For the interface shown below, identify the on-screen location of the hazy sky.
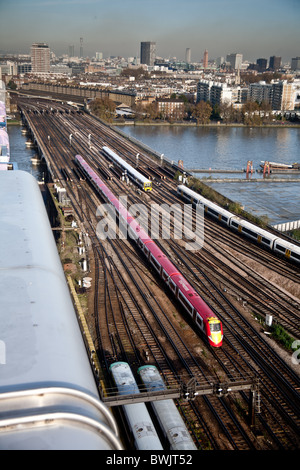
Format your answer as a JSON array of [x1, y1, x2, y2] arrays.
[[0, 0, 299, 63]]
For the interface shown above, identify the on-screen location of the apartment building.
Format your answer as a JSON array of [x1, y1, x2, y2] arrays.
[[140, 42, 156, 66], [197, 78, 295, 111], [196, 80, 246, 107], [291, 57, 300, 72], [272, 80, 295, 111], [210, 83, 232, 107], [156, 98, 185, 118], [248, 81, 273, 105], [196, 80, 212, 102], [269, 56, 281, 70], [31, 43, 50, 73]]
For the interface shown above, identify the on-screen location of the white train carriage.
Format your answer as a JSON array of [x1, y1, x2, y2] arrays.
[[102, 146, 152, 191], [109, 362, 163, 450], [177, 185, 300, 259], [177, 184, 206, 205], [138, 365, 197, 450], [273, 238, 300, 263], [229, 216, 279, 249], [0, 170, 122, 450], [177, 184, 232, 225]]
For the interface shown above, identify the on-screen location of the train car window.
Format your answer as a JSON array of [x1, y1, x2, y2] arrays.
[[262, 237, 271, 245], [242, 227, 257, 237], [231, 221, 239, 228], [196, 315, 203, 328], [150, 255, 161, 272], [143, 246, 149, 257], [221, 216, 229, 222], [207, 208, 219, 217], [178, 292, 193, 314], [169, 279, 177, 294], [275, 244, 286, 253], [291, 251, 300, 261]]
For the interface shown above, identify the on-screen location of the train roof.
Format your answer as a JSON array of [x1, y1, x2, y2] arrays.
[[109, 361, 129, 370], [178, 185, 281, 241], [274, 237, 300, 253], [230, 215, 279, 240], [0, 129, 9, 144], [103, 146, 151, 184], [178, 184, 233, 217], [0, 170, 101, 392], [0, 171, 121, 449], [76, 155, 152, 242]]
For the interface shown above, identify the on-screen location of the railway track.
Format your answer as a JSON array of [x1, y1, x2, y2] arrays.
[[17, 97, 300, 450]]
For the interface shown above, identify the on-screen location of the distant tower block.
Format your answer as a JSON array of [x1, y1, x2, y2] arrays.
[[68, 45, 74, 57], [80, 37, 83, 58], [186, 48, 191, 64], [141, 41, 156, 66], [203, 49, 208, 68], [31, 43, 50, 73]]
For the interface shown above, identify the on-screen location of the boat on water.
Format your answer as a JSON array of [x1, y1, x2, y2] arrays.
[[260, 161, 300, 172]]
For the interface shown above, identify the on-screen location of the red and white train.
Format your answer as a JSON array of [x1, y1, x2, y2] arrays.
[[75, 155, 223, 347]]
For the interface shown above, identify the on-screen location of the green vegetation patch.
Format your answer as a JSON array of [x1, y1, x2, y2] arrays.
[[271, 324, 296, 351]]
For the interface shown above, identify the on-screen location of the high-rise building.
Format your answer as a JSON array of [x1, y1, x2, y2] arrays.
[[272, 81, 295, 111], [203, 49, 208, 68], [256, 58, 267, 72], [196, 80, 233, 106], [140, 42, 156, 66], [197, 80, 212, 102], [216, 57, 225, 67], [291, 57, 300, 71], [185, 48, 191, 64], [269, 56, 281, 70], [68, 45, 74, 57], [226, 53, 243, 70], [249, 81, 273, 104], [80, 38, 83, 58], [31, 43, 50, 73]]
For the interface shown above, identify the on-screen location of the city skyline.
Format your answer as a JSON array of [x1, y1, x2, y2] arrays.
[[0, 0, 299, 63]]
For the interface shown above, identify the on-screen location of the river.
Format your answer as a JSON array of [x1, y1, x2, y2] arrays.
[[118, 125, 300, 226], [7, 124, 300, 226]]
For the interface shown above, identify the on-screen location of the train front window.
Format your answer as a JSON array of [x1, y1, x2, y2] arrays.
[[209, 321, 221, 332]]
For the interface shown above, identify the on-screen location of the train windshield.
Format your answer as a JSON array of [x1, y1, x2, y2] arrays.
[[209, 321, 221, 332]]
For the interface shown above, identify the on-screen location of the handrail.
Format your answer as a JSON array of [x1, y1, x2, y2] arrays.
[[0, 386, 120, 439], [0, 412, 123, 450]]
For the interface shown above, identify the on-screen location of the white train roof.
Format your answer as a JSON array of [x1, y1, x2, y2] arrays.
[[0, 171, 121, 449], [0, 170, 98, 390], [178, 184, 233, 217], [103, 146, 151, 184]]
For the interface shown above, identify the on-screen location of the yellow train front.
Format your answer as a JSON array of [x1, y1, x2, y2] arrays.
[[143, 180, 152, 191]]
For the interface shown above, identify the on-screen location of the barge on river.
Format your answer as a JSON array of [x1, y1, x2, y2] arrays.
[[260, 161, 300, 173]]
